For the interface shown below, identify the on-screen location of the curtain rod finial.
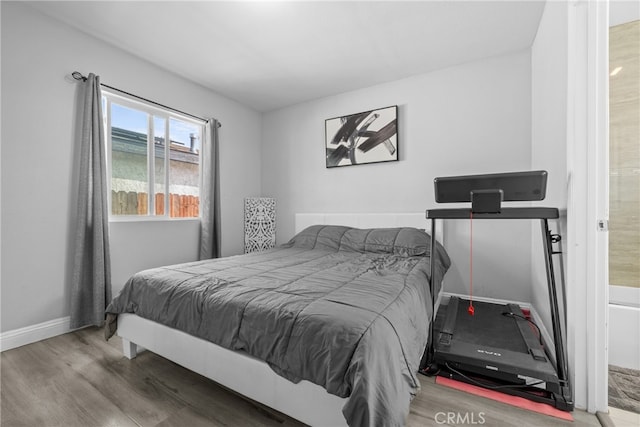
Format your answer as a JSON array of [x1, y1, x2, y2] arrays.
[[71, 71, 87, 82]]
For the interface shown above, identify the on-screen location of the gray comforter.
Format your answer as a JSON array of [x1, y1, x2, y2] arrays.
[[105, 225, 450, 426]]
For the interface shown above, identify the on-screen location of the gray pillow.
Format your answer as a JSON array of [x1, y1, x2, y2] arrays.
[[286, 225, 431, 256]]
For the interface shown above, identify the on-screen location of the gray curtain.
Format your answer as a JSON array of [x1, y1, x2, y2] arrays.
[[70, 73, 112, 329], [199, 118, 221, 259]]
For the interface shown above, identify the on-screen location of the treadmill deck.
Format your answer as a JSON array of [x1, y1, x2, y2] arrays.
[[433, 297, 559, 383]]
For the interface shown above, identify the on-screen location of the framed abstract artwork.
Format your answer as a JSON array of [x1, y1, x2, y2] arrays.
[[325, 105, 398, 168]]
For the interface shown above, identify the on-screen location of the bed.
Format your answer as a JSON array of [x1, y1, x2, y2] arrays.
[[105, 213, 450, 426]]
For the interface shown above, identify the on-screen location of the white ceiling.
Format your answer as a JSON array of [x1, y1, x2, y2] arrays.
[[31, 1, 546, 112], [610, 0, 640, 26]]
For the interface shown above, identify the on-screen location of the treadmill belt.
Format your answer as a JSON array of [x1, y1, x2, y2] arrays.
[[447, 298, 528, 353]]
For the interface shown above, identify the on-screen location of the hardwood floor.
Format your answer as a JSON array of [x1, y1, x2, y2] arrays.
[[1, 327, 601, 426]]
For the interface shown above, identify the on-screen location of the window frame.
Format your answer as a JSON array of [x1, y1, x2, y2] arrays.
[[102, 89, 205, 221]]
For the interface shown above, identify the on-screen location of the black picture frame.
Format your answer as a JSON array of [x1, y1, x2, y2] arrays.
[[325, 105, 398, 168]]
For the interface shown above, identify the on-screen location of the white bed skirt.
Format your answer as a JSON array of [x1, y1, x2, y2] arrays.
[[117, 313, 348, 426]]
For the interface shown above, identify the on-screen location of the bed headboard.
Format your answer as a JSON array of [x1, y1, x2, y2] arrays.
[[294, 213, 444, 244]]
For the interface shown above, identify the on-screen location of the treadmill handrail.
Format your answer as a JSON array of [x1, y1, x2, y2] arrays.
[[426, 207, 559, 220]]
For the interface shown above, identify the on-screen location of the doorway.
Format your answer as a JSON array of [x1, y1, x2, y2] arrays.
[[608, 8, 639, 417]]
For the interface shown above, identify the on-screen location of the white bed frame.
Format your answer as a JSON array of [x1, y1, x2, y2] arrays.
[[116, 213, 442, 426]]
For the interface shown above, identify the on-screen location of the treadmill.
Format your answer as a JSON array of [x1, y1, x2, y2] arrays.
[[421, 171, 573, 411]]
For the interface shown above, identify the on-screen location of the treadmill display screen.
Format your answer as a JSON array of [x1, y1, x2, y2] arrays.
[[434, 170, 548, 203]]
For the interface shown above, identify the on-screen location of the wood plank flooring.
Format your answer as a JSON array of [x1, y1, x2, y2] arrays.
[[1, 327, 601, 426]]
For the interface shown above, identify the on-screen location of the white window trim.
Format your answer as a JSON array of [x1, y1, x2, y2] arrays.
[[102, 89, 205, 221]]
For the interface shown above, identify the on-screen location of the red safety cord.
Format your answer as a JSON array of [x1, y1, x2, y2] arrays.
[[468, 210, 475, 316]]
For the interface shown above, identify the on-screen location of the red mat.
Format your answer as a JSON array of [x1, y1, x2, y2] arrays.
[[436, 376, 574, 421]]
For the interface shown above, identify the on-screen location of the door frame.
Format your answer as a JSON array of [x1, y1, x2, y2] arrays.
[[566, 0, 609, 412]]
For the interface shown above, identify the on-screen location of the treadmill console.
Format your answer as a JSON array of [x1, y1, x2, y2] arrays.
[[434, 170, 548, 213]]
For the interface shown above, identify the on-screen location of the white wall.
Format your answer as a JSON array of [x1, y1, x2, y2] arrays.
[[262, 51, 535, 302], [0, 2, 262, 332], [531, 0, 569, 365], [610, 0, 640, 26]]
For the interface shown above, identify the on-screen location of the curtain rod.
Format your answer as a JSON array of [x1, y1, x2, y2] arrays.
[[71, 71, 220, 127]]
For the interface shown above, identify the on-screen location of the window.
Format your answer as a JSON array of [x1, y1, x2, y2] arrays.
[[102, 90, 204, 218]]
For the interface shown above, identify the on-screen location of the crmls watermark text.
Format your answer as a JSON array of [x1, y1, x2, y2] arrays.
[[435, 411, 486, 425]]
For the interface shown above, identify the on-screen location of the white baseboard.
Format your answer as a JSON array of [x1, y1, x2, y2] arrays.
[[0, 316, 71, 352]]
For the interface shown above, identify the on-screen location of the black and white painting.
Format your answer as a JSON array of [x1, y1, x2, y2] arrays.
[[325, 105, 398, 168]]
